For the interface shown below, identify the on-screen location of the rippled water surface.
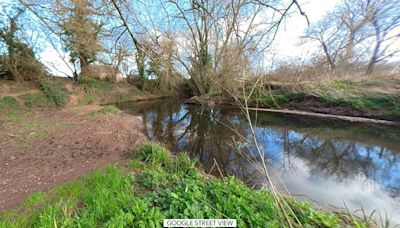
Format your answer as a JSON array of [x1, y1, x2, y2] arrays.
[[118, 99, 400, 224]]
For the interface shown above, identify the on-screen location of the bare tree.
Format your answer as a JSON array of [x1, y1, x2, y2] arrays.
[[338, 0, 373, 63], [304, 0, 394, 76], [165, 0, 308, 96], [303, 13, 347, 71], [365, 0, 400, 74]]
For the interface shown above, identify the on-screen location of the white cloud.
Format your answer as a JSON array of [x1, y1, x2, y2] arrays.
[[39, 46, 74, 77]]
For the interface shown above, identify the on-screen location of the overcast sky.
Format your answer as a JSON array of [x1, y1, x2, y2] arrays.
[[35, 0, 340, 76]]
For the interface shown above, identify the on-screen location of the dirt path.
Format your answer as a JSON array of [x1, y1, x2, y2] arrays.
[[0, 89, 42, 106], [0, 106, 145, 214], [0, 89, 41, 98]]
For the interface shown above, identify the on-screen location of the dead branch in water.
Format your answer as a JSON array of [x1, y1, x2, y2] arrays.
[[244, 107, 399, 126]]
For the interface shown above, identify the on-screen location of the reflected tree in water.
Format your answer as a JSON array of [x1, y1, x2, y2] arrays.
[[118, 100, 400, 192]]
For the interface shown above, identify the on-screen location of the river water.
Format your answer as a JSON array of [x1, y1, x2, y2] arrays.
[[117, 99, 400, 224]]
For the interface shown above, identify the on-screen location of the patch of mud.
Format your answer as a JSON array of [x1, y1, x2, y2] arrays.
[[0, 107, 145, 213], [0, 84, 9, 92]]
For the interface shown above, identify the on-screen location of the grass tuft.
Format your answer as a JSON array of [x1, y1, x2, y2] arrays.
[[251, 90, 306, 107], [90, 105, 120, 117], [169, 153, 197, 175], [133, 142, 170, 166], [7, 113, 26, 123], [80, 77, 112, 92], [80, 93, 97, 105], [0, 96, 20, 111], [19, 93, 55, 108]]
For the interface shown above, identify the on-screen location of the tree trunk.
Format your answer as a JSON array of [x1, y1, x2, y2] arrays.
[[79, 56, 89, 77], [367, 25, 382, 75], [136, 49, 145, 79], [321, 42, 335, 71], [366, 56, 376, 75]]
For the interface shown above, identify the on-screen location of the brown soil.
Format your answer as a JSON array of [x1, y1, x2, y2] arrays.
[[0, 89, 41, 98], [0, 105, 145, 214]]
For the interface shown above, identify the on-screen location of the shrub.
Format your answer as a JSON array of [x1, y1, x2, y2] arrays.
[[20, 93, 55, 107], [0, 96, 19, 111], [0, 41, 46, 81], [39, 79, 69, 107], [167, 153, 197, 175], [80, 77, 112, 91], [137, 167, 168, 189]]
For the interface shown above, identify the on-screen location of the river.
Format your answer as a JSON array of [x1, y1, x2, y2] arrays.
[[117, 99, 400, 224]]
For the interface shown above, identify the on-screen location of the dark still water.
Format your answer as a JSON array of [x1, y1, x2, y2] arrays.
[[117, 99, 400, 224]]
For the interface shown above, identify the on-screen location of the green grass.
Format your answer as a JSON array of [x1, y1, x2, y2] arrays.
[[7, 113, 26, 123], [79, 93, 97, 105], [80, 77, 145, 104], [253, 78, 400, 118], [251, 90, 306, 107], [0, 96, 20, 111], [6, 81, 36, 93], [134, 143, 170, 165], [3, 77, 156, 108], [308, 81, 400, 116], [0, 143, 369, 227], [19, 93, 55, 108], [39, 79, 70, 107], [113, 90, 137, 103], [327, 80, 352, 89], [81, 77, 113, 92], [90, 105, 120, 116], [80, 90, 140, 105], [393, 107, 400, 117]]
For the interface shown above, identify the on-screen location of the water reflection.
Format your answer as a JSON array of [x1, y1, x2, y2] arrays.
[[118, 99, 400, 223]]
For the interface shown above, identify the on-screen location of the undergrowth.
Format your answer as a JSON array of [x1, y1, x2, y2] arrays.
[[0, 96, 19, 111], [253, 79, 400, 118], [19, 93, 55, 108], [90, 105, 120, 116], [251, 90, 306, 107], [79, 93, 97, 105], [79, 77, 144, 104], [39, 79, 69, 107], [80, 77, 113, 92], [0, 143, 369, 228]]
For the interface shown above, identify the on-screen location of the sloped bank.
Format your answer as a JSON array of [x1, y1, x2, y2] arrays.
[[185, 78, 400, 125], [0, 104, 146, 214], [0, 143, 372, 227], [0, 77, 171, 109], [185, 95, 400, 127], [249, 78, 400, 122]]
